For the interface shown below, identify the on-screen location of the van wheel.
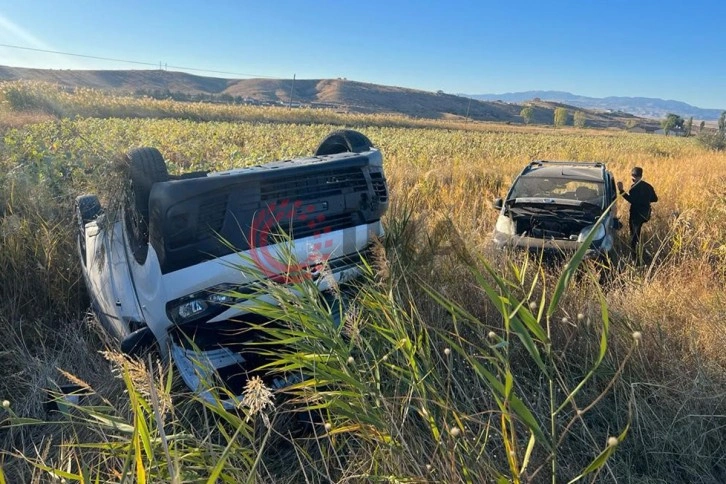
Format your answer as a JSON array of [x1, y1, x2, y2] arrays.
[[75, 194, 102, 263], [76, 194, 102, 227], [314, 130, 373, 156], [126, 148, 168, 263]]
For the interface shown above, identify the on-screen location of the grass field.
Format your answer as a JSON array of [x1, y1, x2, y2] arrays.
[[1, 82, 725, 483]]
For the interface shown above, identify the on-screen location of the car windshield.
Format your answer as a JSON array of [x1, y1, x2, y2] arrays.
[[509, 177, 604, 207]]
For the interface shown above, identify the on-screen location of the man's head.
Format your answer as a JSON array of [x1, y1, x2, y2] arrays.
[[631, 166, 643, 182]]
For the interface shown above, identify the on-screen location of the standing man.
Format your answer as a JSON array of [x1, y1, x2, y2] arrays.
[[617, 167, 658, 254]]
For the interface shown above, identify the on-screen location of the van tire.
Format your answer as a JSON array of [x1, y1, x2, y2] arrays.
[[314, 130, 373, 156], [126, 148, 169, 263], [75, 194, 102, 263]]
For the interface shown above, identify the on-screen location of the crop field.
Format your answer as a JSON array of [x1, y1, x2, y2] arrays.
[[0, 83, 725, 482]]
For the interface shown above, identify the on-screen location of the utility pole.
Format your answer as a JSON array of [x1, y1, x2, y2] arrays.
[[288, 74, 296, 109], [465, 97, 472, 123]]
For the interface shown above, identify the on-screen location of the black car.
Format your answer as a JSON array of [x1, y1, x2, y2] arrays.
[[492, 160, 620, 257]]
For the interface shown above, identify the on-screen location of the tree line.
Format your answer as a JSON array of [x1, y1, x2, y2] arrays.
[[521, 106, 607, 128], [519, 104, 726, 147]]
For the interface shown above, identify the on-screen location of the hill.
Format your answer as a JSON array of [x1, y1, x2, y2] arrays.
[[0, 65, 656, 129], [0, 65, 235, 94], [223, 78, 527, 121], [467, 90, 725, 120]]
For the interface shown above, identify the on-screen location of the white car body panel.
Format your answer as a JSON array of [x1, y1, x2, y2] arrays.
[[82, 215, 382, 350], [82, 217, 144, 339]]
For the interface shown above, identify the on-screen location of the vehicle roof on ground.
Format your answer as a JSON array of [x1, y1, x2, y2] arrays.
[[520, 161, 607, 183]]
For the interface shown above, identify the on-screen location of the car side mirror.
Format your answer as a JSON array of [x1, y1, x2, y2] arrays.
[[492, 198, 503, 210]]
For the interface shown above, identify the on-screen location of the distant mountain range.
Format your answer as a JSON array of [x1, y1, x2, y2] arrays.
[[466, 91, 724, 121]]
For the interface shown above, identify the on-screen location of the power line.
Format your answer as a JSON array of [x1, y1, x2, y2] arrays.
[[0, 43, 278, 79]]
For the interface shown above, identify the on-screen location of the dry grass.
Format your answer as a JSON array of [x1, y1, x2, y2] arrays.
[[0, 109, 55, 131], [1, 85, 725, 482]]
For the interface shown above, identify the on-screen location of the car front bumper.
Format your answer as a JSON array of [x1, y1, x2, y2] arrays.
[[492, 231, 608, 259], [168, 287, 348, 409]]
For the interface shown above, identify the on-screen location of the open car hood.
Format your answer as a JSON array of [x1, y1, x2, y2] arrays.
[[500, 198, 608, 243], [507, 197, 602, 209], [506, 198, 602, 220]]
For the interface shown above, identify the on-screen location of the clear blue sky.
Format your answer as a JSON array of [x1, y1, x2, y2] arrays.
[[1, 1, 725, 109]]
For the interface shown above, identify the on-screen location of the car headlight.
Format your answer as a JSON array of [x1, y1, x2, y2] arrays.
[[577, 224, 605, 243], [166, 283, 256, 324], [495, 215, 516, 235]]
